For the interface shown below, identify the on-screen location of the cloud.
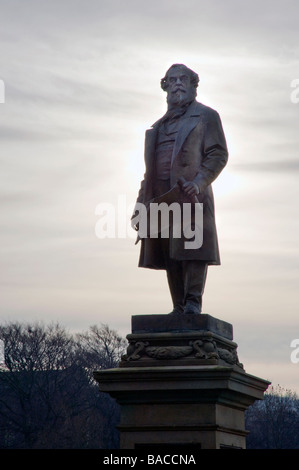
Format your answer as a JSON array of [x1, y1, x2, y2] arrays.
[[0, 0, 298, 395], [233, 159, 299, 172]]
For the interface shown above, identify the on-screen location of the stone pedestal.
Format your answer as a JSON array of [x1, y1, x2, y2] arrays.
[[94, 314, 270, 449]]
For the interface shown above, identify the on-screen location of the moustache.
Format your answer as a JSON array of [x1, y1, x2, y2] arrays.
[[172, 87, 186, 93]]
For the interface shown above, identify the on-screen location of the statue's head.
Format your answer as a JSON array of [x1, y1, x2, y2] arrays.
[[160, 64, 199, 108], [160, 64, 199, 91]]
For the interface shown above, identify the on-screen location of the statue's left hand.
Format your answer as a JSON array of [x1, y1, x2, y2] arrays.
[[181, 181, 200, 197]]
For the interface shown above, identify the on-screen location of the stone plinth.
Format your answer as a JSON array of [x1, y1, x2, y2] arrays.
[[93, 314, 270, 449], [119, 314, 241, 369]]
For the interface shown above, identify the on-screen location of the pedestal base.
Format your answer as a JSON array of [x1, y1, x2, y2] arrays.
[[94, 314, 270, 449]]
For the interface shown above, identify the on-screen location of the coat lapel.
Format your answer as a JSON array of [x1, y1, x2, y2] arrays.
[[144, 125, 159, 168], [146, 101, 203, 168], [171, 101, 202, 166]]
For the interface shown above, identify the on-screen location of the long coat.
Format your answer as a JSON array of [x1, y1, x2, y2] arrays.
[[135, 100, 228, 269]]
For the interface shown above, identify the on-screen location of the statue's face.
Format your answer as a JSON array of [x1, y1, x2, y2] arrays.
[[165, 67, 195, 107]]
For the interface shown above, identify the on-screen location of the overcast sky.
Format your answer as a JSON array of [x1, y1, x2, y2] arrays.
[[0, 0, 299, 393]]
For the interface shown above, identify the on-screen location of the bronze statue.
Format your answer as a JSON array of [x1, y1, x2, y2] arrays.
[[132, 64, 228, 315]]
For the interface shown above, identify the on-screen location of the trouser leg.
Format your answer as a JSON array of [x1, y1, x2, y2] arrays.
[[161, 236, 208, 314], [166, 259, 208, 314], [160, 237, 185, 313], [183, 260, 208, 314], [166, 260, 185, 314]]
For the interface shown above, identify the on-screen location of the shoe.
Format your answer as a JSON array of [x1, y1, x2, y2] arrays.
[[184, 302, 201, 315], [168, 306, 184, 315]]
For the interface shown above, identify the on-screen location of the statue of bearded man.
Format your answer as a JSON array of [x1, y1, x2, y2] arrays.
[[132, 64, 228, 315]]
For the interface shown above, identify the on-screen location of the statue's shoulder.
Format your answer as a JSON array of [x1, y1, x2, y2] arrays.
[[193, 101, 220, 120]]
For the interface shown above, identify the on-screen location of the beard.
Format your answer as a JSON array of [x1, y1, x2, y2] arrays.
[[167, 86, 196, 110]]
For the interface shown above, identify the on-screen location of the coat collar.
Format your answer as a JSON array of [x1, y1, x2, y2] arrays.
[[151, 100, 202, 128], [145, 101, 203, 167]]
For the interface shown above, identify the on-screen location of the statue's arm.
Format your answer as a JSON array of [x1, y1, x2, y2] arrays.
[[131, 177, 146, 231], [193, 111, 228, 193], [136, 177, 145, 203]]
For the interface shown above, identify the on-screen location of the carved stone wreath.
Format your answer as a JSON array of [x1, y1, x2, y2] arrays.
[[121, 333, 241, 367], [145, 346, 193, 360]]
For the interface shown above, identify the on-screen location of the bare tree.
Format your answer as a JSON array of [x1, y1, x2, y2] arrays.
[[76, 323, 127, 370], [0, 322, 125, 449], [0, 322, 77, 447], [246, 385, 299, 449]]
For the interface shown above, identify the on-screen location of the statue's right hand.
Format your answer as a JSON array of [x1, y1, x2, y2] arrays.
[[131, 212, 139, 231]]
